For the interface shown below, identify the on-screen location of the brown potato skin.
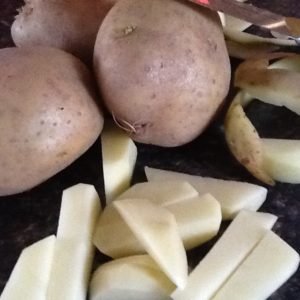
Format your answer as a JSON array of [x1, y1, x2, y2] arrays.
[[0, 47, 103, 196], [11, 0, 119, 63], [94, 0, 231, 147]]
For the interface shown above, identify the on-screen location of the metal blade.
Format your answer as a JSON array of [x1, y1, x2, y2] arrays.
[[189, 0, 300, 44]]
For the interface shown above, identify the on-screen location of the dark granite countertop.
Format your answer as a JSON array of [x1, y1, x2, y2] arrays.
[[1, 1, 300, 299]]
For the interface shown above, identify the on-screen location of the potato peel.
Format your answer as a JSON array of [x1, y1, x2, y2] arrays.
[[224, 92, 275, 185], [235, 55, 300, 116]]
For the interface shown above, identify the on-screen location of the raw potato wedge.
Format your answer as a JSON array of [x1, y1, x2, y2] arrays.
[[57, 184, 102, 241], [235, 55, 300, 116], [262, 138, 300, 184], [93, 193, 222, 257], [145, 167, 268, 219], [89, 255, 175, 300], [47, 184, 102, 300], [224, 92, 274, 185], [171, 210, 277, 300], [212, 231, 300, 300], [113, 198, 188, 289], [117, 181, 199, 206], [0, 236, 55, 300], [101, 120, 137, 203]]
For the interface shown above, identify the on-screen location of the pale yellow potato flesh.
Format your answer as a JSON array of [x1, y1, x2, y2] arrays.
[[0, 236, 55, 300], [89, 255, 174, 300], [57, 184, 102, 241], [212, 231, 300, 300], [116, 181, 199, 206], [113, 198, 188, 289], [224, 92, 275, 185], [145, 167, 268, 219], [171, 211, 277, 300], [94, 193, 221, 257], [101, 120, 137, 203], [47, 184, 102, 300], [262, 138, 300, 184]]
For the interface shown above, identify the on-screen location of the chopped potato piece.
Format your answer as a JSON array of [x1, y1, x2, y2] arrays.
[[0, 236, 55, 300], [145, 167, 268, 219], [171, 211, 277, 300], [57, 183, 101, 241], [94, 193, 221, 257], [212, 231, 300, 300], [47, 240, 94, 300], [47, 184, 102, 300], [117, 180, 198, 206], [101, 120, 137, 203], [89, 255, 175, 300], [262, 138, 300, 184], [166, 194, 221, 250], [113, 198, 188, 289]]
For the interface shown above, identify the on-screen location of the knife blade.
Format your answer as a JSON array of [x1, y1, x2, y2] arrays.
[[189, 0, 300, 44]]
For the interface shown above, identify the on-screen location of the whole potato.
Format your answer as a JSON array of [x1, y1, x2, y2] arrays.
[[0, 47, 103, 196], [94, 0, 231, 147], [11, 0, 119, 63]]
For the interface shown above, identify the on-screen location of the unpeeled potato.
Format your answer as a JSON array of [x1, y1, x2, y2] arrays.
[[0, 47, 103, 196], [94, 0, 231, 147], [11, 0, 119, 63]]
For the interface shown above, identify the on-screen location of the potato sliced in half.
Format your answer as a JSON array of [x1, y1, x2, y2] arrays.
[[235, 54, 300, 116], [0, 235, 55, 300], [212, 231, 300, 300], [117, 181, 199, 206], [224, 92, 274, 185], [145, 167, 268, 219], [94, 193, 222, 257], [262, 138, 300, 184], [57, 183, 101, 241], [113, 198, 188, 289], [47, 184, 102, 300], [101, 120, 137, 203], [171, 210, 277, 300], [89, 255, 175, 300]]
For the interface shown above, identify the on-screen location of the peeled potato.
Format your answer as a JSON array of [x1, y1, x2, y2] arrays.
[[11, 0, 119, 62], [94, 0, 230, 146], [0, 47, 103, 196]]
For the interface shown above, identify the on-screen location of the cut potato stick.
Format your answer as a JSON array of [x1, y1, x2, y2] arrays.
[[171, 210, 277, 300], [224, 92, 274, 185], [212, 231, 300, 300], [262, 138, 300, 184], [47, 184, 102, 300], [113, 198, 188, 289], [89, 255, 175, 300], [145, 167, 268, 219], [47, 239, 95, 300], [117, 181, 199, 206], [101, 120, 137, 203], [226, 40, 279, 60], [0, 236, 55, 300], [223, 15, 251, 32], [57, 183, 101, 241]]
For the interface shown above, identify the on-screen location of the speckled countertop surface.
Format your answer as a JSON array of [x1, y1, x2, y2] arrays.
[[1, 1, 300, 299]]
